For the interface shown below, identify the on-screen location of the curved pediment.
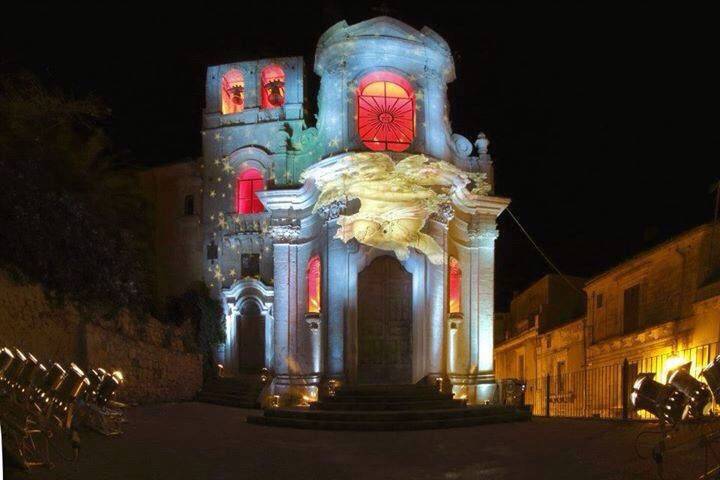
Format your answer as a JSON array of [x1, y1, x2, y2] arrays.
[[318, 17, 450, 53], [315, 16, 454, 81]]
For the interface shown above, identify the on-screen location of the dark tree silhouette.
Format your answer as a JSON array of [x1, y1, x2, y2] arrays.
[[0, 72, 154, 312]]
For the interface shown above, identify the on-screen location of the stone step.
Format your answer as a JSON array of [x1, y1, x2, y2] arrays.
[[333, 384, 440, 395], [311, 398, 466, 411], [247, 410, 530, 431], [267, 405, 510, 422], [320, 392, 454, 403], [203, 384, 263, 396]]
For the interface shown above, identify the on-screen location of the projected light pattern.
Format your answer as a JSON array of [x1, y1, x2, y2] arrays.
[[302, 152, 490, 264]]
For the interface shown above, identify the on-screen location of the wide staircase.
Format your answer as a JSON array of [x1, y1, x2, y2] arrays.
[[247, 384, 530, 430], [198, 373, 264, 408]]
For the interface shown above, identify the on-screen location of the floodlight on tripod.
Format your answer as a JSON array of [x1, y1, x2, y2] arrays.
[[630, 373, 687, 424], [666, 361, 712, 418]]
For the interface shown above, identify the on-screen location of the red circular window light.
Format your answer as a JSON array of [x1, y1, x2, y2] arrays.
[[261, 64, 286, 109], [357, 71, 415, 152], [236, 168, 265, 214]]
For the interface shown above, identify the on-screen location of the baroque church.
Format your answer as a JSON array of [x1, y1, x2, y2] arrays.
[[146, 17, 509, 405]]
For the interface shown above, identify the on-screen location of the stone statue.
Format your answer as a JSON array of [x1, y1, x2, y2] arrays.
[[475, 132, 490, 155]]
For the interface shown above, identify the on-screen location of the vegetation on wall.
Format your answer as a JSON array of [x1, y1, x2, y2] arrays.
[[165, 282, 226, 377], [0, 71, 154, 312]]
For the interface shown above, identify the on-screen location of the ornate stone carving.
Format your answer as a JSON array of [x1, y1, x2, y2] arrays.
[[305, 312, 322, 334], [467, 221, 499, 246], [267, 224, 301, 243], [316, 199, 347, 221], [451, 134, 473, 158], [430, 201, 455, 225]]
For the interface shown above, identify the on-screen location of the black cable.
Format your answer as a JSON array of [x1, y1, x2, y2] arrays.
[[503, 207, 585, 295]]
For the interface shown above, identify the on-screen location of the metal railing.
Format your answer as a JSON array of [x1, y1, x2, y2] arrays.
[[505, 341, 720, 419]]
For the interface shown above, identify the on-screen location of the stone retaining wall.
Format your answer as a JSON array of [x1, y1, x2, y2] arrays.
[[0, 271, 202, 403]]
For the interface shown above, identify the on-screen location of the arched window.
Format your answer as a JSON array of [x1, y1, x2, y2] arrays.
[[261, 65, 286, 109], [449, 256, 462, 314], [221, 69, 245, 114], [307, 255, 321, 313], [357, 71, 415, 152], [235, 168, 265, 214]]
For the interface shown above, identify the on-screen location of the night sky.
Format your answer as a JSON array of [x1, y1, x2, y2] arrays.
[[3, 2, 716, 309]]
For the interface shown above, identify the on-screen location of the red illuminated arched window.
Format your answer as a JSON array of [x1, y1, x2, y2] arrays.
[[449, 256, 462, 314], [221, 69, 245, 115], [357, 71, 415, 152], [261, 65, 286, 109], [307, 255, 321, 313], [235, 168, 265, 214]]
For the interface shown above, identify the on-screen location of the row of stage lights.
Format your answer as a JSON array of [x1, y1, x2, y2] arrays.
[[0, 346, 124, 469], [631, 355, 720, 424]]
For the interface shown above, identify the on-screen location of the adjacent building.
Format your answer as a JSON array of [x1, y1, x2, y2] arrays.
[[495, 223, 720, 417]]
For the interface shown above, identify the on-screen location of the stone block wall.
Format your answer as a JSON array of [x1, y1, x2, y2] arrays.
[[0, 271, 202, 404]]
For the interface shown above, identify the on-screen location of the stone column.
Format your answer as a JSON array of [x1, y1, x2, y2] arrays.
[[325, 221, 348, 382], [268, 224, 320, 404], [448, 195, 508, 404], [425, 218, 449, 382]]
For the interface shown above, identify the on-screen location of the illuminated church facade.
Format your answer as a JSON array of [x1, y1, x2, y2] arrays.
[[163, 17, 509, 404]]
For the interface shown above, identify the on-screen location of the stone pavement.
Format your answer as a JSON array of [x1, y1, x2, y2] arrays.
[[3, 402, 707, 479]]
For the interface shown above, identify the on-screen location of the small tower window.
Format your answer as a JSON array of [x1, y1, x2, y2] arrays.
[[221, 69, 245, 115], [261, 65, 286, 109], [184, 194, 195, 216], [449, 256, 462, 313], [357, 71, 415, 152], [235, 168, 265, 214], [241, 253, 260, 278], [307, 255, 321, 313]]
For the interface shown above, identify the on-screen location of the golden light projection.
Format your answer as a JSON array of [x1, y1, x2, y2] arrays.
[[302, 152, 490, 264]]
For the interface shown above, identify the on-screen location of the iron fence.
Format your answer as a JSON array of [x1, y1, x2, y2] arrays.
[[506, 341, 720, 419]]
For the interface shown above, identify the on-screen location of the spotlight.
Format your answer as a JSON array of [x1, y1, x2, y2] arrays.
[[16, 353, 40, 390], [0, 347, 15, 376], [631, 373, 686, 424], [96, 371, 122, 407], [42, 362, 66, 397], [701, 354, 720, 402], [56, 363, 89, 405], [666, 362, 712, 418], [3, 349, 27, 385]]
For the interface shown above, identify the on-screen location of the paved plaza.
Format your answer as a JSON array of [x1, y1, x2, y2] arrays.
[[4, 402, 707, 479]]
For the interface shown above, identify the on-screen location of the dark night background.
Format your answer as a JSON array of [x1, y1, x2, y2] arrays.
[[2, 1, 716, 309]]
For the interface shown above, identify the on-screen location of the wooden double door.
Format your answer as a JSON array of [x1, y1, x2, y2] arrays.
[[237, 300, 265, 372], [357, 256, 413, 384]]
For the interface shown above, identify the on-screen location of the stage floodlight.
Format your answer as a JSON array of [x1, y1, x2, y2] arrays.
[[701, 354, 720, 402], [42, 362, 67, 396], [0, 347, 15, 377], [56, 363, 89, 404], [3, 350, 27, 385], [96, 371, 122, 407], [667, 362, 712, 418], [16, 353, 40, 389], [631, 373, 686, 424]]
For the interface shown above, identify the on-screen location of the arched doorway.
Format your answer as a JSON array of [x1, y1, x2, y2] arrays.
[[357, 256, 413, 384], [237, 300, 265, 372]]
